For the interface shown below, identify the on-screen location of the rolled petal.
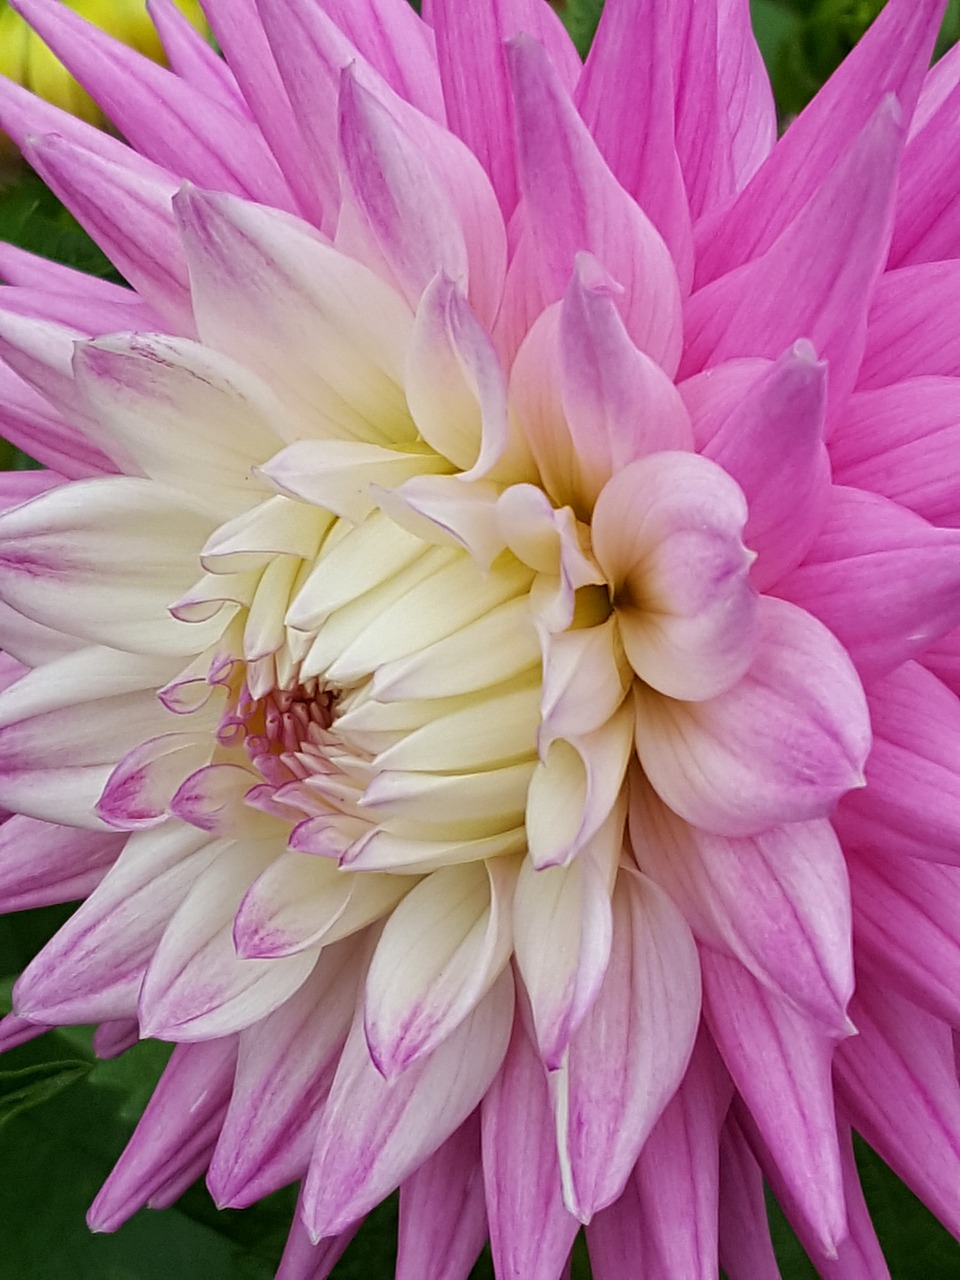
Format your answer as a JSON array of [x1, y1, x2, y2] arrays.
[[553, 869, 702, 1222], [396, 1112, 487, 1280], [0, 815, 123, 913], [481, 1007, 580, 1280], [208, 937, 363, 1208], [701, 950, 848, 1256], [592, 452, 757, 701], [302, 969, 514, 1238], [364, 858, 518, 1077], [716, 1107, 783, 1280], [635, 595, 869, 837], [87, 1039, 238, 1232], [503, 34, 682, 373]]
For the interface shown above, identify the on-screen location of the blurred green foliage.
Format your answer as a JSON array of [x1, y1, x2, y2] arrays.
[[1, 1, 960, 1277]]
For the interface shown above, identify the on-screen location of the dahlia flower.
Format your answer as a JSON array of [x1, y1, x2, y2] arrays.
[[0, 0, 207, 142], [1, 0, 960, 1275]]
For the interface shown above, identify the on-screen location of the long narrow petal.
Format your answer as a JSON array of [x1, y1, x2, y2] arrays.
[[858, 262, 960, 387], [147, 0, 250, 116], [701, 950, 848, 1255], [208, 937, 363, 1208], [302, 969, 514, 1238], [87, 1039, 237, 1232], [775, 487, 960, 681], [481, 1008, 580, 1280], [396, 1112, 487, 1280], [503, 35, 682, 374], [0, 815, 123, 912], [693, 0, 944, 284], [553, 869, 701, 1222], [716, 1108, 783, 1280], [682, 100, 903, 423]]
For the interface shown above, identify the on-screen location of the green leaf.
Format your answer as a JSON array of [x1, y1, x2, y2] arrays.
[[553, 0, 604, 56], [0, 1058, 92, 1129]]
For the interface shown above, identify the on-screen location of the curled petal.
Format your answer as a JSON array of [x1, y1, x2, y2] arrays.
[[593, 452, 757, 701], [635, 596, 870, 838]]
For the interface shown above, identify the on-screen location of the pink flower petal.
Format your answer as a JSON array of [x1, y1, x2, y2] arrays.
[[634, 595, 869, 837], [775, 486, 960, 681], [336, 67, 506, 328], [12, 0, 295, 210], [553, 869, 701, 1221], [835, 976, 960, 1237], [693, 0, 943, 285], [98, 733, 217, 831], [716, 1107, 783, 1280], [858, 261, 960, 387], [702, 951, 848, 1256], [481, 1007, 579, 1280], [633, 779, 854, 1035], [147, 0, 250, 117], [592, 451, 757, 701], [891, 71, 960, 267], [87, 1038, 237, 1232], [502, 34, 682, 373], [396, 1112, 487, 1280], [302, 969, 514, 1238], [208, 937, 363, 1208], [682, 99, 903, 423], [0, 360, 111, 479], [578, 0, 693, 289], [430, 0, 580, 220], [13, 823, 216, 1025], [0, 814, 123, 912], [276, 1191, 358, 1280]]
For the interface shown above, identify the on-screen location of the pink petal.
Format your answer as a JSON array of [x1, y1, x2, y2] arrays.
[[13, 822, 216, 1025], [682, 99, 903, 423], [23, 134, 195, 335], [553, 869, 701, 1221], [850, 849, 960, 1032], [890, 71, 960, 267], [0, 1013, 49, 1052], [701, 950, 848, 1255], [396, 1112, 487, 1280], [716, 1107, 783, 1280], [0, 360, 111, 478], [336, 67, 506, 329], [577, 0, 692, 289], [302, 969, 514, 1238], [276, 1190, 359, 1280], [87, 1039, 237, 1232], [693, 0, 943, 285], [592, 451, 757, 701], [431, 0, 579, 220], [835, 976, 960, 1236], [0, 814, 123, 912], [502, 35, 682, 373], [208, 937, 363, 1208], [92, 1018, 140, 1059], [774, 486, 960, 681], [830, 378, 960, 527], [858, 261, 960, 387], [97, 733, 217, 831], [697, 342, 830, 591], [481, 1007, 579, 1280], [11, 0, 295, 209], [202, 0, 325, 225], [834, 661, 960, 866], [138, 838, 318, 1040], [632, 779, 854, 1034], [146, 0, 251, 117], [634, 595, 869, 837]]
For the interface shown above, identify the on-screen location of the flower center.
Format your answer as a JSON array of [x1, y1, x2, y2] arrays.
[[218, 677, 340, 788]]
